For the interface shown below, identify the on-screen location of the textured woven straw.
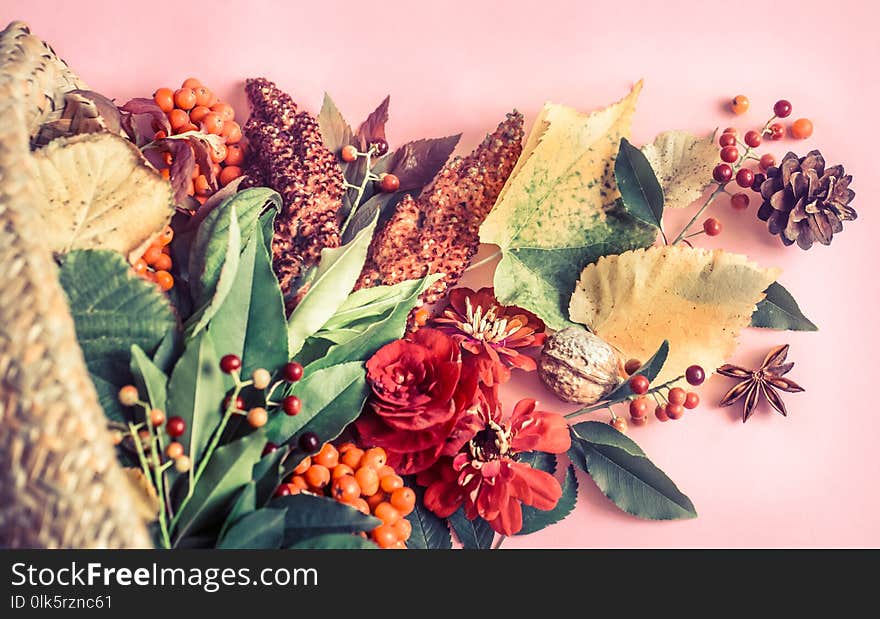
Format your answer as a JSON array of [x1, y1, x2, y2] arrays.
[[0, 21, 151, 548]]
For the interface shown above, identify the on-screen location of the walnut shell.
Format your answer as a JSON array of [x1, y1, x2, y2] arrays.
[[538, 327, 622, 404]]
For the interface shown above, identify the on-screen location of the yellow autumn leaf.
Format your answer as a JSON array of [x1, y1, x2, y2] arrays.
[[122, 467, 161, 522], [641, 130, 718, 209], [569, 246, 780, 384], [481, 81, 657, 329], [29, 132, 174, 260]]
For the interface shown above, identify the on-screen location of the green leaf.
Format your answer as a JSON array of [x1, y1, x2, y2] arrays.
[[129, 345, 168, 412], [189, 187, 281, 307], [254, 448, 287, 507], [569, 421, 696, 520], [209, 212, 289, 376], [287, 212, 379, 355], [448, 508, 494, 549], [372, 135, 461, 192], [317, 93, 353, 159], [321, 275, 441, 332], [615, 137, 664, 229], [289, 534, 377, 549], [59, 250, 176, 421], [516, 451, 557, 474], [404, 481, 452, 550], [217, 508, 286, 549], [166, 330, 224, 470], [173, 430, 267, 541], [266, 361, 368, 445], [270, 493, 380, 545], [602, 340, 669, 404], [184, 204, 241, 338], [518, 465, 579, 536], [751, 281, 818, 331], [480, 85, 657, 330], [218, 481, 256, 540]]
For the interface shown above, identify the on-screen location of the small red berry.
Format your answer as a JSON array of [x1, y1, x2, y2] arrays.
[[223, 395, 246, 411], [262, 442, 279, 456], [769, 123, 785, 140], [219, 354, 241, 374], [282, 362, 304, 382], [668, 387, 687, 406], [629, 397, 650, 419], [629, 374, 650, 395], [751, 173, 766, 192], [283, 395, 302, 416], [722, 127, 737, 136], [610, 418, 628, 433], [744, 130, 762, 148], [731, 192, 750, 210], [298, 432, 320, 453], [274, 484, 292, 498], [718, 133, 736, 148], [166, 416, 186, 438], [340, 145, 358, 162], [624, 358, 642, 376], [773, 100, 792, 118], [720, 146, 739, 163], [713, 163, 733, 183], [655, 405, 669, 422], [759, 154, 776, 171], [684, 392, 700, 410], [735, 168, 754, 188], [630, 415, 648, 427], [666, 404, 685, 420], [379, 173, 400, 193], [685, 365, 706, 385], [369, 138, 389, 157], [703, 218, 722, 236]]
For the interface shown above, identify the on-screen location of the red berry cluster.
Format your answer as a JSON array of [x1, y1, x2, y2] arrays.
[[612, 362, 706, 431], [338, 140, 399, 194], [219, 356, 306, 429]]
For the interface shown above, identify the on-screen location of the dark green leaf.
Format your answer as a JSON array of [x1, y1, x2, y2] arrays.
[[166, 330, 224, 468], [270, 493, 380, 545], [751, 281, 818, 331], [603, 340, 669, 404], [209, 212, 288, 376], [129, 345, 168, 412], [254, 448, 287, 507], [518, 465, 579, 535], [59, 250, 176, 422], [372, 135, 461, 191], [317, 93, 352, 159], [173, 430, 267, 541], [266, 361, 368, 445], [448, 508, 494, 549], [287, 213, 378, 355], [569, 421, 696, 520], [341, 191, 404, 244], [218, 481, 256, 540], [403, 481, 452, 550], [217, 508, 285, 549], [288, 534, 377, 549], [516, 451, 557, 474], [615, 137, 665, 229]]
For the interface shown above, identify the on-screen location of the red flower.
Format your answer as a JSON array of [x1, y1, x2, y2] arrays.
[[419, 398, 570, 536], [355, 328, 495, 475], [432, 287, 546, 384]]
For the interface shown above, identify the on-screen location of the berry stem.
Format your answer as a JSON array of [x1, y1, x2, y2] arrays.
[[563, 375, 686, 420], [493, 535, 506, 550], [339, 145, 378, 237], [670, 184, 727, 245], [128, 422, 171, 549], [145, 420, 173, 550]]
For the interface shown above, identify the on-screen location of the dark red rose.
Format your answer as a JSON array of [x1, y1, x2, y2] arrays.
[[355, 328, 492, 474]]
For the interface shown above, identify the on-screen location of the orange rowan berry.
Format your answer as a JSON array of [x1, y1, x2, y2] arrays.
[[331, 475, 361, 503], [211, 102, 235, 121], [224, 144, 245, 166], [293, 456, 311, 475], [153, 253, 172, 272], [189, 105, 210, 123], [361, 447, 387, 470], [181, 78, 202, 89], [376, 465, 396, 479], [790, 118, 813, 139], [155, 270, 174, 292], [246, 407, 268, 428], [143, 245, 163, 266], [168, 108, 189, 130], [392, 518, 412, 541], [380, 474, 404, 494], [154, 88, 174, 113], [374, 502, 401, 525], [133, 259, 148, 276], [283, 482, 302, 496], [194, 174, 212, 196], [355, 466, 380, 496], [210, 143, 228, 164], [194, 86, 215, 107], [174, 88, 197, 110], [372, 524, 397, 549], [365, 492, 387, 511], [390, 487, 416, 516], [159, 225, 174, 246], [219, 165, 242, 186], [304, 464, 331, 489], [176, 122, 198, 135], [221, 120, 242, 144], [289, 475, 308, 491], [331, 463, 355, 480], [340, 447, 364, 469], [413, 307, 430, 327], [349, 497, 370, 515], [730, 95, 749, 115], [201, 112, 224, 135], [313, 443, 339, 469]]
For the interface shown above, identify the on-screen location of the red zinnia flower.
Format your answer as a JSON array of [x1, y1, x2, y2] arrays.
[[419, 398, 570, 536], [432, 287, 546, 385]]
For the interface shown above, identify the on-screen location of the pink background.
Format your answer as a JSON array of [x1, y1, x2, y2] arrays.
[[6, 0, 878, 547]]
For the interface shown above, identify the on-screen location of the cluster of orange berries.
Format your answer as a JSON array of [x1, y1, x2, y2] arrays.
[[729, 95, 813, 140], [133, 225, 175, 291], [609, 361, 706, 433], [276, 444, 415, 549], [152, 78, 247, 202], [117, 384, 192, 473]]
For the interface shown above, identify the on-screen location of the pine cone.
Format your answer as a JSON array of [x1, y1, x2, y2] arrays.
[[757, 150, 856, 249], [356, 111, 524, 304], [242, 78, 345, 308]]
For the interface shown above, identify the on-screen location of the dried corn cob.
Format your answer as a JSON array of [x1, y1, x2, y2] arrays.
[[356, 111, 523, 304]]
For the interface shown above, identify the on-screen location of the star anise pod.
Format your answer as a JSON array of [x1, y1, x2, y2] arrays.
[[717, 344, 804, 423]]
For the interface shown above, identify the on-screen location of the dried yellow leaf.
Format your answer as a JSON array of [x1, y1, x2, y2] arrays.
[[121, 467, 161, 522], [29, 132, 173, 258], [569, 246, 780, 384], [641, 130, 717, 209]]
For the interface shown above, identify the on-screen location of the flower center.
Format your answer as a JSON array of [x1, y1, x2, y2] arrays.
[[460, 297, 520, 344], [468, 418, 510, 462]]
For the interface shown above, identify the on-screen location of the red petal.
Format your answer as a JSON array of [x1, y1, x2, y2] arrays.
[[507, 461, 562, 510], [424, 479, 464, 518], [511, 410, 571, 454]]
